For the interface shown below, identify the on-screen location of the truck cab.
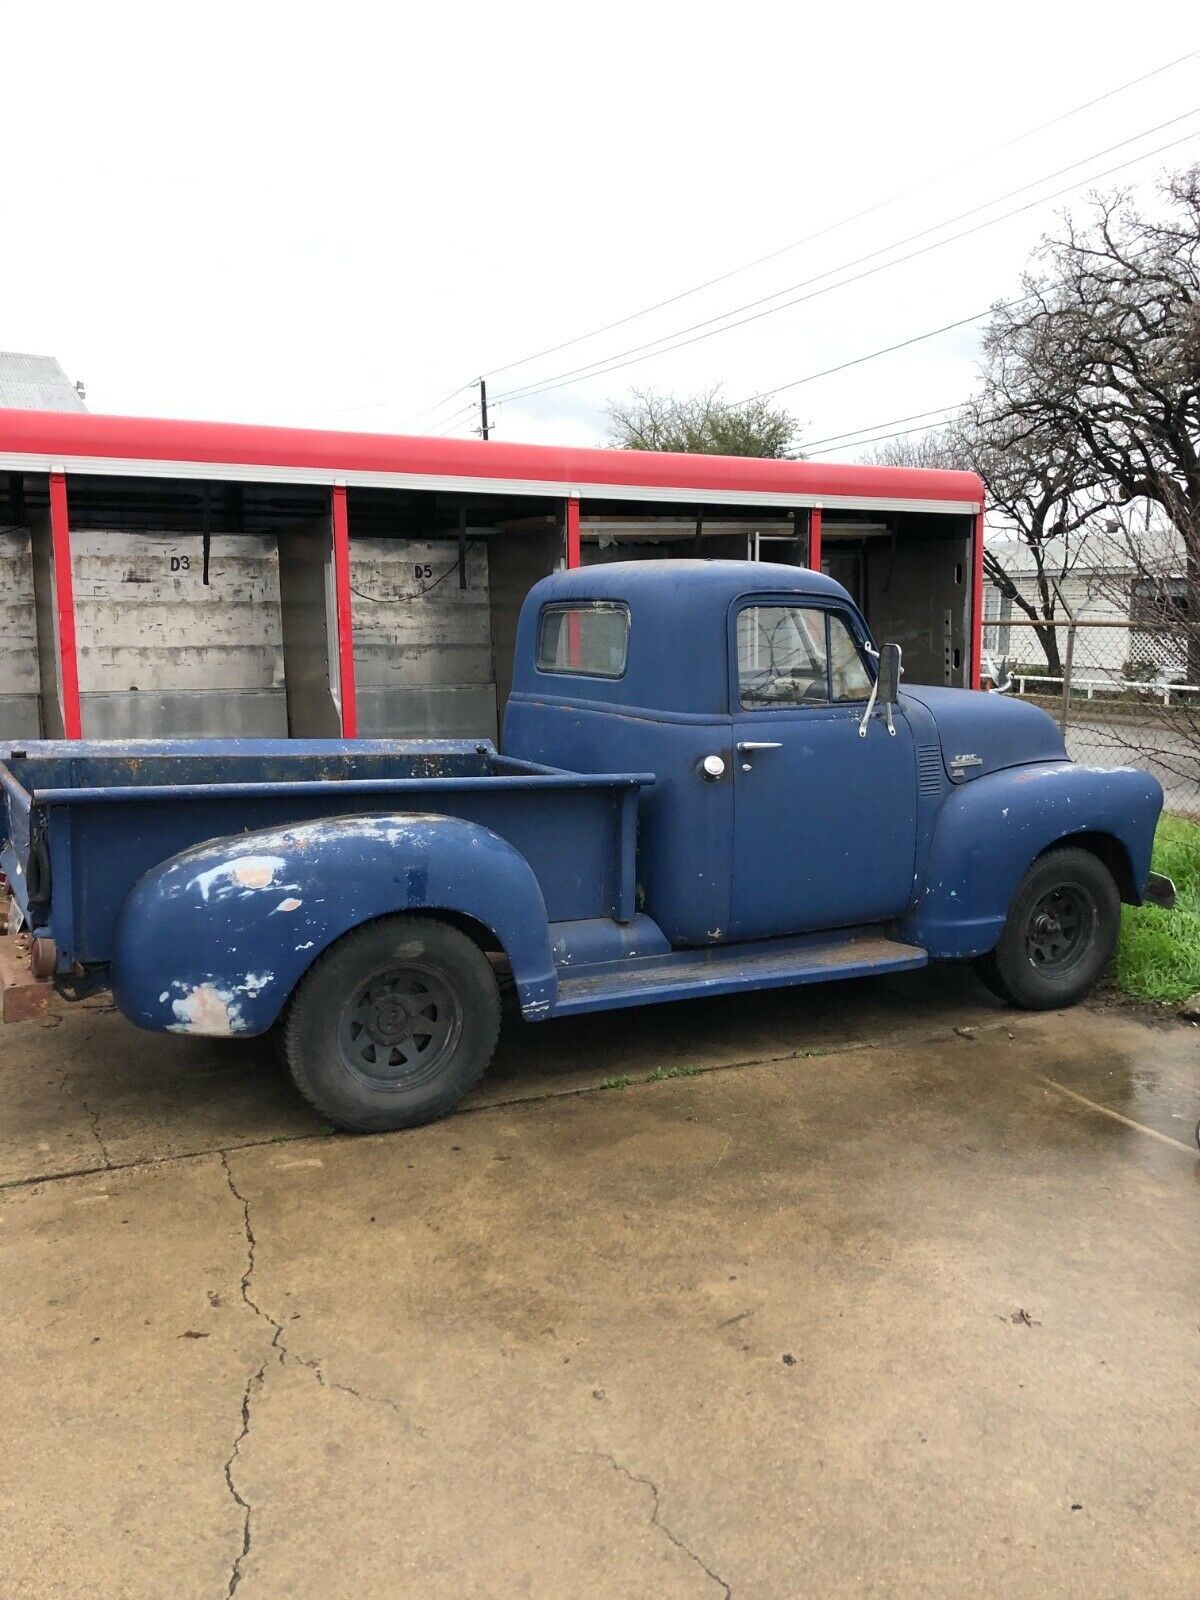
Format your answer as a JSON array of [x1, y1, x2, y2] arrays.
[[505, 560, 1162, 964], [0, 560, 1171, 1134], [508, 560, 934, 946]]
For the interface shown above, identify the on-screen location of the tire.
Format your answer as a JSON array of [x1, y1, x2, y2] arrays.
[[971, 951, 1010, 1004], [284, 916, 501, 1132], [975, 846, 1121, 1011]]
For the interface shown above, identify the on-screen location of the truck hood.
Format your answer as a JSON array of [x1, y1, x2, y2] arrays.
[[901, 685, 1067, 783]]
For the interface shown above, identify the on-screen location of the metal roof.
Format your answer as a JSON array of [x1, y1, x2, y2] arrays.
[[0, 354, 85, 413], [0, 406, 983, 515]]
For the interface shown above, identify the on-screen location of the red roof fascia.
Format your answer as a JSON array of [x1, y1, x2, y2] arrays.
[[0, 407, 984, 506]]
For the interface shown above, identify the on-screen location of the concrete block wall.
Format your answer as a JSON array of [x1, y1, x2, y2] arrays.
[[277, 515, 342, 737], [0, 527, 41, 738], [350, 537, 497, 740], [71, 529, 288, 738]]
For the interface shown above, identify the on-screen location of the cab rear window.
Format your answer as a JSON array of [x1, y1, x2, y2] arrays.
[[537, 602, 630, 679]]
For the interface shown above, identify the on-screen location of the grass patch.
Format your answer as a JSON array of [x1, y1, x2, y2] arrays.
[[600, 1075, 631, 1091], [648, 1064, 701, 1081], [1112, 815, 1200, 1004]]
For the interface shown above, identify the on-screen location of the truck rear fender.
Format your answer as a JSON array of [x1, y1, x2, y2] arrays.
[[110, 813, 557, 1037], [900, 762, 1162, 959]]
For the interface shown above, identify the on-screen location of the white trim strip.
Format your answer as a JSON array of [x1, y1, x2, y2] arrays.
[[0, 450, 980, 517]]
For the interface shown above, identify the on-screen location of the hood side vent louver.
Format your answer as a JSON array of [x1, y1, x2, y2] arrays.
[[917, 744, 944, 796]]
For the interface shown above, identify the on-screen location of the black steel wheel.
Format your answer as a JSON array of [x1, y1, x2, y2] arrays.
[[284, 917, 501, 1131], [974, 846, 1120, 1011], [336, 965, 463, 1091], [1023, 884, 1091, 972]]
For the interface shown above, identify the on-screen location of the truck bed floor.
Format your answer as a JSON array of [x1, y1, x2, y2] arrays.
[[551, 930, 927, 1016]]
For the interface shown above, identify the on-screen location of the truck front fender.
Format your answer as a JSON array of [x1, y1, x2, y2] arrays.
[[110, 812, 556, 1037], [900, 761, 1163, 959]]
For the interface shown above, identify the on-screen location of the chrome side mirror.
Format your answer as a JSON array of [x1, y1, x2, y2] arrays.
[[858, 642, 902, 739], [878, 642, 902, 705]]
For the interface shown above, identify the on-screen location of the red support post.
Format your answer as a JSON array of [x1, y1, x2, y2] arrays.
[[969, 507, 985, 689], [48, 472, 82, 739], [808, 506, 822, 572], [564, 497, 582, 665], [565, 495, 581, 569], [330, 484, 358, 737]]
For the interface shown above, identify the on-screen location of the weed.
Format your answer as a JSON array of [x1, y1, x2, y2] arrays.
[[1113, 815, 1200, 1004]]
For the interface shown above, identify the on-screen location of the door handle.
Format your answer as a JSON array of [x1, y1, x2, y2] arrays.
[[736, 741, 782, 753]]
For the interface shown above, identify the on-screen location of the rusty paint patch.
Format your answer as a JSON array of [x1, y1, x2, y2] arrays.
[[165, 971, 274, 1035], [191, 854, 288, 902], [169, 982, 240, 1035]]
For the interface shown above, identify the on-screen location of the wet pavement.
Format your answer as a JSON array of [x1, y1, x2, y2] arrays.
[[2, 969, 1198, 1598]]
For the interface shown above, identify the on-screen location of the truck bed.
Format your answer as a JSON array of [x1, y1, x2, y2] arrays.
[[0, 738, 652, 971]]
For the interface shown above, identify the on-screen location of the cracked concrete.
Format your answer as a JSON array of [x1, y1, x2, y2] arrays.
[[1, 974, 1199, 1597], [223, 1357, 265, 1598], [217, 1148, 421, 1597], [221, 1151, 284, 1598], [589, 1452, 732, 1598]]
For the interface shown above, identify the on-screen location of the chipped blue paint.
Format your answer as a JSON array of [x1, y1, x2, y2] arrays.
[[898, 759, 1161, 958], [110, 813, 561, 1033]]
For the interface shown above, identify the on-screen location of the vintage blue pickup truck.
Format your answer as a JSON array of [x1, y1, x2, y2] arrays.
[[0, 560, 1174, 1130]]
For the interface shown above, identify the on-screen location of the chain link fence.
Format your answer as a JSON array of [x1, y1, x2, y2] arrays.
[[981, 617, 1200, 819]]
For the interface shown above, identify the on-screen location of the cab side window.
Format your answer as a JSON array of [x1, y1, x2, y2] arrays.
[[737, 605, 872, 707]]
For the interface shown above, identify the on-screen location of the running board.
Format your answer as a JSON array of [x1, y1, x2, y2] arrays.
[[550, 931, 927, 1017]]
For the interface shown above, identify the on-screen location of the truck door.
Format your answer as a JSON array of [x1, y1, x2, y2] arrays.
[[728, 598, 918, 939]]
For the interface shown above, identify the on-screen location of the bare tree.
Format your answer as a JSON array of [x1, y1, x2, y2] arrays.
[[965, 418, 1121, 677], [607, 384, 802, 458], [866, 424, 1108, 674], [977, 166, 1200, 679], [863, 430, 966, 472]]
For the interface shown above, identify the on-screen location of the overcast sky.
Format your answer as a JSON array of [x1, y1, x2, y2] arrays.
[[2, 3, 1197, 460]]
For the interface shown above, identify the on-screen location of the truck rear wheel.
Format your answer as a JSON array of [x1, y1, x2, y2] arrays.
[[974, 846, 1120, 1011], [284, 916, 501, 1132]]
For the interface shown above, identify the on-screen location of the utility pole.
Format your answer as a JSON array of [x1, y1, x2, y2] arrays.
[[479, 378, 490, 441]]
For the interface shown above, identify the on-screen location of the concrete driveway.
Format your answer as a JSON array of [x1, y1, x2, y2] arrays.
[[2, 969, 1198, 1598]]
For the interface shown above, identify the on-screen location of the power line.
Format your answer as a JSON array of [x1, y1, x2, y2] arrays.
[[313, 379, 475, 426], [492, 114, 1200, 406], [807, 416, 967, 458], [800, 403, 966, 454], [478, 47, 1200, 385], [501, 125, 1200, 408], [762, 210, 1180, 426], [399, 384, 479, 428], [801, 403, 966, 452], [738, 304, 1023, 406], [430, 401, 479, 436], [434, 411, 478, 437], [290, 48, 1199, 434]]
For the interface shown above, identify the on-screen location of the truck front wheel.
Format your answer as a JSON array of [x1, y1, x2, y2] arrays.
[[284, 916, 501, 1132], [975, 846, 1121, 1011]]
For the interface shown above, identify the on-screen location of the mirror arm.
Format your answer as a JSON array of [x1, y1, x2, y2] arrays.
[[858, 675, 880, 738]]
